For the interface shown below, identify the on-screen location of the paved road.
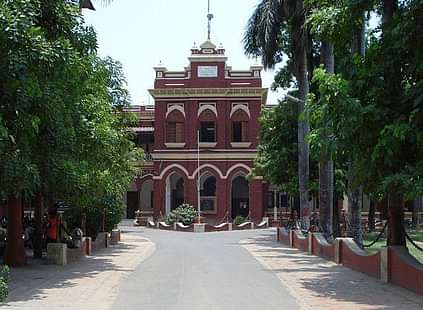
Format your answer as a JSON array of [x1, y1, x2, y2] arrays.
[[113, 227, 301, 310]]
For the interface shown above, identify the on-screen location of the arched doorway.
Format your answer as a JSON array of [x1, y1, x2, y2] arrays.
[[200, 172, 217, 213], [231, 175, 249, 219], [139, 178, 153, 210], [165, 173, 185, 215]]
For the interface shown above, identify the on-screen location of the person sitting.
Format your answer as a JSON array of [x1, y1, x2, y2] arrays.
[[46, 210, 59, 244]]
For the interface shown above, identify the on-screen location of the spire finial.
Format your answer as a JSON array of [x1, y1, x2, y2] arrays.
[[207, 0, 214, 40]]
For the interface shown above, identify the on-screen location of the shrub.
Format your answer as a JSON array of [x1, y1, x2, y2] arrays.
[[165, 204, 197, 225], [0, 265, 9, 302], [65, 196, 125, 238], [233, 215, 246, 225]]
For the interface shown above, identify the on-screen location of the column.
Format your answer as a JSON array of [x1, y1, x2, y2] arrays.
[[153, 179, 163, 220], [250, 179, 264, 223]]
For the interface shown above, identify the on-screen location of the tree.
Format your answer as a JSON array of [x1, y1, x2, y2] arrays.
[[0, 0, 140, 265], [252, 101, 300, 197], [307, 0, 423, 246], [244, 0, 312, 227]]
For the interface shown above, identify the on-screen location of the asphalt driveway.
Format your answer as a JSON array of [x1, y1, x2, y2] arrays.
[[113, 227, 300, 310]]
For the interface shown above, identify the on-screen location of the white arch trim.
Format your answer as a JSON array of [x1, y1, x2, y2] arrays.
[[157, 164, 190, 180], [198, 104, 218, 118], [226, 164, 252, 179], [166, 105, 185, 118], [230, 104, 250, 119], [139, 173, 154, 180], [191, 164, 225, 180]]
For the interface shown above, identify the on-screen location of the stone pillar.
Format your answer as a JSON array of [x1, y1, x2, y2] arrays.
[[110, 229, 120, 245], [185, 178, 197, 208], [334, 238, 342, 264], [308, 233, 313, 254], [217, 178, 228, 220], [153, 178, 163, 220], [85, 237, 92, 255], [4, 196, 26, 266], [193, 223, 205, 233], [47, 243, 67, 265], [289, 230, 294, 248], [380, 247, 389, 282], [250, 179, 264, 223]]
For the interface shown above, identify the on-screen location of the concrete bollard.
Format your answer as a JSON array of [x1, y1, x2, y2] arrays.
[[334, 238, 342, 264], [85, 237, 92, 256], [193, 223, 205, 233], [110, 229, 120, 245], [380, 247, 389, 283], [308, 233, 313, 254], [228, 223, 233, 231], [289, 230, 294, 247], [47, 243, 67, 266]]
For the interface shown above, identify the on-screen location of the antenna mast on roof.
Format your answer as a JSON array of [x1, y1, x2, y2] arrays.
[[207, 0, 214, 40]]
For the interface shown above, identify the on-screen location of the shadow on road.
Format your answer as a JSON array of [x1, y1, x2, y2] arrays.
[[6, 241, 138, 304]]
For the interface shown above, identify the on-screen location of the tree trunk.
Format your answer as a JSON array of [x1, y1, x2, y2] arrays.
[[295, 5, 310, 229], [346, 16, 366, 245], [368, 200, 376, 232], [4, 195, 27, 266], [32, 192, 44, 259], [383, 0, 404, 246], [387, 190, 406, 246], [383, 0, 397, 24], [352, 20, 366, 57], [347, 186, 363, 246], [332, 190, 341, 238], [319, 41, 335, 240]]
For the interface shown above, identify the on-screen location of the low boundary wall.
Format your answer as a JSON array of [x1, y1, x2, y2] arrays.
[[276, 228, 423, 295], [389, 246, 423, 295], [340, 238, 380, 279], [311, 233, 335, 261]]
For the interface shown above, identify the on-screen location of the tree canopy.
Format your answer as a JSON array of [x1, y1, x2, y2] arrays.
[[0, 0, 141, 236]]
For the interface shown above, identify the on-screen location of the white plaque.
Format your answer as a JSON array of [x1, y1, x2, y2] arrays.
[[198, 66, 218, 78]]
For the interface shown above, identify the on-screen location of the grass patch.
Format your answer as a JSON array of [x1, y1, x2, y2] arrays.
[[363, 230, 423, 264]]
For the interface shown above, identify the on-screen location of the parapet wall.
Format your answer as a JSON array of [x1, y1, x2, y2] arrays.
[[276, 228, 423, 296]]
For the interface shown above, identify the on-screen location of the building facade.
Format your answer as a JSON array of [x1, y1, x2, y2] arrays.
[[127, 40, 270, 223]]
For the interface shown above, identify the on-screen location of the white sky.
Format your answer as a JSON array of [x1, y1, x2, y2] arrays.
[[83, 0, 282, 106]]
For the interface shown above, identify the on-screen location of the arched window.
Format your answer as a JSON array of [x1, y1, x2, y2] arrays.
[[231, 110, 249, 142], [166, 111, 185, 143], [199, 110, 216, 143], [200, 173, 217, 213]]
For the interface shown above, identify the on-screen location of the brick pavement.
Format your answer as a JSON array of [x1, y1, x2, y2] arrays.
[[3, 233, 155, 310], [241, 234, 423, 310]]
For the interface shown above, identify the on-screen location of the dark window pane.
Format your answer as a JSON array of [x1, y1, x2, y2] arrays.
[[200, 122, 216, 142], [233, 122, 242, 142]]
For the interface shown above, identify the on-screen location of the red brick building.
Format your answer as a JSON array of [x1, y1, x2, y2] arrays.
[[126, 39, 270, 223]]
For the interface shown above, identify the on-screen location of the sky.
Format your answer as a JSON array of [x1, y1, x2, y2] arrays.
[[83, 0, 283, 106]]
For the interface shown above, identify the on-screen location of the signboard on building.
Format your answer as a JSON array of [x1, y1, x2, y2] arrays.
[[198, 66, 218, 78]]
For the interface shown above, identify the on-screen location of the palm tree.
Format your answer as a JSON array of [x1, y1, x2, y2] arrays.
[[80, 0, 95, 10], [79, 0, 114, 11], [244, 0, 311, 227]]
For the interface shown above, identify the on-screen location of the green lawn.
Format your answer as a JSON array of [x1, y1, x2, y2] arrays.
[[363, 230, 423, 264]]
